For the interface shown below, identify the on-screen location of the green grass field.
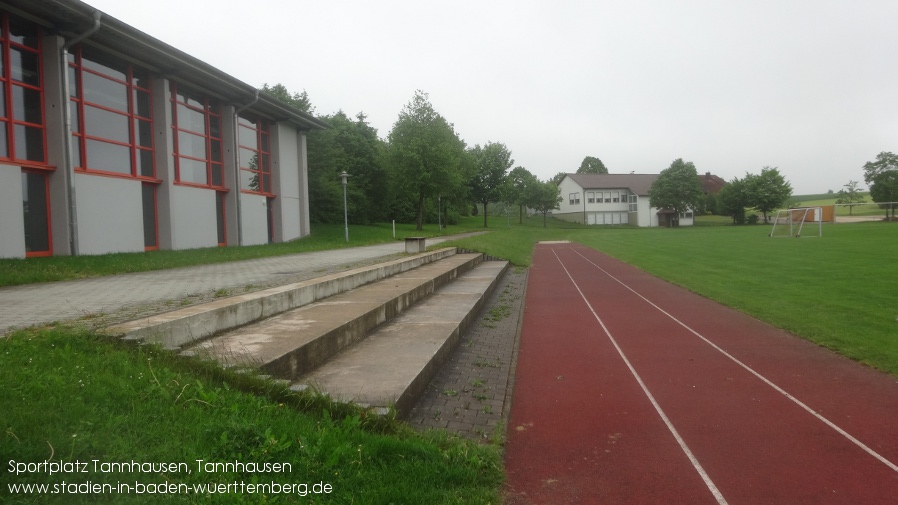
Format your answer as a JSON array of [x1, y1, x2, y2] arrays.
[[444, 217, 898, 375]]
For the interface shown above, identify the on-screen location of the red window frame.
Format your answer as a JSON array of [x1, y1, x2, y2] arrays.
[[0, 12, 48, 167], [69, 45, 156, 180], [171, 83, 225, 189], [237, 114, 272, 196]]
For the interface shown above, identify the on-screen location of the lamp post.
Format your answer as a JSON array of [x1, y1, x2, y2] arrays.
[[340, 171, 350, 242]]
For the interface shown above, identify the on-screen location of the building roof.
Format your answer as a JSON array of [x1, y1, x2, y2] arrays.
[[7, 0, 327, 131], [699, 172, 727, 194], [566, 173, 659, 196]]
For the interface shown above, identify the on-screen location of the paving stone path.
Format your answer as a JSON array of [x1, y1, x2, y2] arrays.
[[406, 267, 526, 441]]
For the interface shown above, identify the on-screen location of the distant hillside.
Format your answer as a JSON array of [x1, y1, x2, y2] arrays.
[[792, 192, 872, 206]]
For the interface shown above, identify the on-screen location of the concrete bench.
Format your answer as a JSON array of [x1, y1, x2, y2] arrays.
[[405, 236, 426, 253]]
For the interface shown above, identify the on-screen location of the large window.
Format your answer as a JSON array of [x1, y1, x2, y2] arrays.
[[22, 170, 51, 256], [238, 114, 271, 195], [0, 13, 46, 165], [69, 45, 155, 178], [171, 83, 224, 188]]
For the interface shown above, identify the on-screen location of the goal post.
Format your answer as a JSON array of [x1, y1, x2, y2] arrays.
[[769, 207, 823, 238]]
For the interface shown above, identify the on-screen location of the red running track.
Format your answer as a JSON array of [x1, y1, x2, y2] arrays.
[[504, 242, 898, 505]]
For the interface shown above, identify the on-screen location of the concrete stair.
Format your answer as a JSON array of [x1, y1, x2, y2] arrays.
[[290, 260, 508, 414], [104, 248, 459, 349], [106, 247, 508, 416]]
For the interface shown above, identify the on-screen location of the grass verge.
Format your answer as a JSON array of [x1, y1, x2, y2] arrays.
[[0, 327, 503, 504]]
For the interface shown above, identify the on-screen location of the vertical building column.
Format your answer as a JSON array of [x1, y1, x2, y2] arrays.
[[268, 122, 284, 243], [151, 77, 174, 250], [41, 33, 71, 255], [220, 104, 240, 245], [297, 130, 311, 238]]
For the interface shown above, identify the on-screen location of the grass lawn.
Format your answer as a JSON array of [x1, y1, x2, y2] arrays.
[[0, 327, 503, 504]]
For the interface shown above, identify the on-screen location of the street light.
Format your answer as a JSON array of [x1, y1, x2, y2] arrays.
[[340, 171, 350, 242]]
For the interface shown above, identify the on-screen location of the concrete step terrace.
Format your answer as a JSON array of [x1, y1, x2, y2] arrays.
[[180, 253, 486, 380], [291, 260, 509, 415], [103, 247, 459, 349]]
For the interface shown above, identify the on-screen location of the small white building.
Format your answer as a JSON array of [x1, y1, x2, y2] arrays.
[[555, 173, 694, 227], [0, 0, 327, 259]]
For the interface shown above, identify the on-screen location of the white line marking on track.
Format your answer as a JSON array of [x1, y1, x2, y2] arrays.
[[570, 247, 898, 475], [551, 248, 729, 505]]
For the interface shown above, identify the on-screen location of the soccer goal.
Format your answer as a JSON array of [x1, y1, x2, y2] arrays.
[[769, 207, 823, 238]]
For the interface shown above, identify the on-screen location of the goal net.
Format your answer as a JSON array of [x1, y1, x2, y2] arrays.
[[769, 207, 822, 238]]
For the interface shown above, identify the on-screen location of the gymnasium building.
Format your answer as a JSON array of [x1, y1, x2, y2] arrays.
[[0, 0, 326, 259]]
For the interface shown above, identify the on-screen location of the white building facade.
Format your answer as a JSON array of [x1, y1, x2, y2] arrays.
[[0, 0, 326, 259], [555, 173, 694, 227]]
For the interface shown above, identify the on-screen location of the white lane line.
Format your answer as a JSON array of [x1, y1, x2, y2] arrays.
[[551, 248, 729, 505], [571, 248, 898, 475]]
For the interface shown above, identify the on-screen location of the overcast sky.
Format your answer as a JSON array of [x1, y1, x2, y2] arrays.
[[84, 0, 898, 195]]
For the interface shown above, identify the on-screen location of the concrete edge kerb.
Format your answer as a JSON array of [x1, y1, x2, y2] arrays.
[[104, 247, 459, 348]]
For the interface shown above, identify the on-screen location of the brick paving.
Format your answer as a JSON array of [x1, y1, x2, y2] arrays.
[[406, 266, 526, 442]]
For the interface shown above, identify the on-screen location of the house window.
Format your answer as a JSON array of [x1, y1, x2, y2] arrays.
[[171, 83, 224, 188], [587, 192, 595, 203], [215, 192, 226, 246], [22, 170, 51, 256], [613, 191, 620, 203], [0, 13, 47, 165], [238, 114, 271, 194], [604, 191, 612, 203], [69, 45, 155, 179], [629, 194, 638, 212], [569, 192, 580, 205]]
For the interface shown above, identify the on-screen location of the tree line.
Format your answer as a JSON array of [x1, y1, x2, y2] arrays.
[[264, 85, 561, 230], [267, 84, 897, 228]]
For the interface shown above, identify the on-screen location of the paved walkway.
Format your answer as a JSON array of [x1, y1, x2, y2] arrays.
[[0, 234, 478, 335]]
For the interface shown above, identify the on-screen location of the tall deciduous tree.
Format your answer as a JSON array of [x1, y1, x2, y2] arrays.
[[869, 171, 898, 220], [862, 151, 898, 186], [835, 180, 866, 215], [718, 177, 749, 224], [531, 179, 563, 227], [649, 159, 704, 220], [863, 152, 898, 220], [744, 166, 792, 223], [470, 142, 513, 228], [577, 156, 609, 174], [306, 111, 387, 224], [503, 166, 539, 224], [387, 91, 467, 230], [261, 83, 315, 114]]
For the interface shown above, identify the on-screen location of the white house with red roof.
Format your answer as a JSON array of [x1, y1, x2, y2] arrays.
[[555, 173, 695, 227]]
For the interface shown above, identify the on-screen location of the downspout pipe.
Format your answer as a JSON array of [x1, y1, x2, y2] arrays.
[[61, 10, 102, 256], [232, 89, 260, 246]]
